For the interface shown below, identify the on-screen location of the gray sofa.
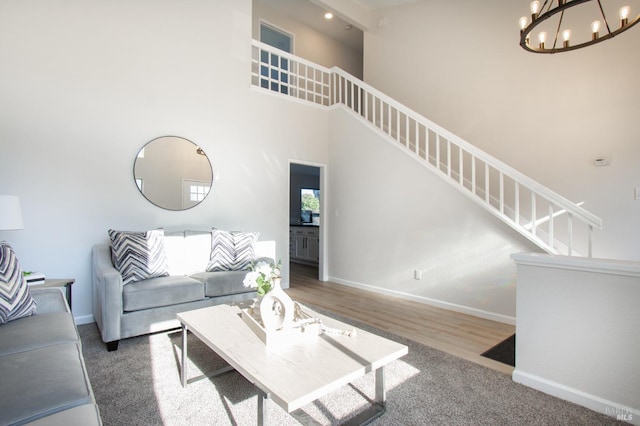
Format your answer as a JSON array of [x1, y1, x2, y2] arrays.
[[91, 231, 274, 351], [0, 287, 101, 425]]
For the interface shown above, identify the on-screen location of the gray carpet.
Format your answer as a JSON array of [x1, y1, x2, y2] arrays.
[[78, 310, 619, 425]]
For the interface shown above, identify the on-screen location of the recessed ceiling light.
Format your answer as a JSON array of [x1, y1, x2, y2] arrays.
[[324, 12, 333, 20]]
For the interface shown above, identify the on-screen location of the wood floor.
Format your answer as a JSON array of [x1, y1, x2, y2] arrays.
[[286, 263, 515, 375]]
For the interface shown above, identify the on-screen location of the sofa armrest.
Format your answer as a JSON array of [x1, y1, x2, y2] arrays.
[[92, 244, 123, 343], [31, 287, 70, 315]]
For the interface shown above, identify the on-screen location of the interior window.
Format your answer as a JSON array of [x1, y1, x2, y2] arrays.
[[259, 22, 292, 94], [260, 22, 292, 53]]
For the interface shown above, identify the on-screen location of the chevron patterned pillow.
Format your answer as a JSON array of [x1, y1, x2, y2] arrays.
[[0, 241, 37, 324], [108, 229, 169, 285], [206, 229, 258, 272]]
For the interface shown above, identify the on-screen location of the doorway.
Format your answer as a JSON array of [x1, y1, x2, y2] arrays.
[[289, 162, 326, 281]]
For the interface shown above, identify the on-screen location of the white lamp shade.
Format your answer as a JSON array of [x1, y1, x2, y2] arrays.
[[0, 195, 24, 231]]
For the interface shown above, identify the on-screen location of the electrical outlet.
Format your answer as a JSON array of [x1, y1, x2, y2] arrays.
[[414, 270, 422, 280], [635, 188, 640, 200]]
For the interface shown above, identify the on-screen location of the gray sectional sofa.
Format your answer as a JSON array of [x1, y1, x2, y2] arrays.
[[0, 287, 101, 425], [91, 230, 275, 351]]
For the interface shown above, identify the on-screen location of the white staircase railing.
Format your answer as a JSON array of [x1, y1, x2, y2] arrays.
[[251, 40, 602, 256]]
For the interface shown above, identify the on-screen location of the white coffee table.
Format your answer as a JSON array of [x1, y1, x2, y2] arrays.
[[177, 302, 408, 425]]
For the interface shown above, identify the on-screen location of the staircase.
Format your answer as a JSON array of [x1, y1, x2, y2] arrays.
[[251, 40, 602, 257]]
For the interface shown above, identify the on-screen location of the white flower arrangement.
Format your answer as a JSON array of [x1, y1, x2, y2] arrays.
[[243, 260, 282, 296]]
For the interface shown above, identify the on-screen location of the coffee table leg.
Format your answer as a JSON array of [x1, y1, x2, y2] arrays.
[[375, 366, 385, 406], [257, 388, 267, 426], [339, 366, 386, 426], [181, 324, 188, 388]]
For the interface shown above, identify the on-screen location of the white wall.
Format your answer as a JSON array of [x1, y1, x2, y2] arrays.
[[253, 0, 363, 78], [363, 0, 640, 261], [512, 253, 640, 424], [0, 0, 329, 323], [327, 108, 540, 321]]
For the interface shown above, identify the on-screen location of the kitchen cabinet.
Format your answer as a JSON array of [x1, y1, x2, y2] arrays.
[[290, 226, 319, 264]]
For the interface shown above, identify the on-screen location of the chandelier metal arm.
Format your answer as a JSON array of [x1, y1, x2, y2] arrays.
[[519, 0, 640, 54], [596, 0, 612, 34], [551, 9, 565, 50], [540, 0, 553, 14]]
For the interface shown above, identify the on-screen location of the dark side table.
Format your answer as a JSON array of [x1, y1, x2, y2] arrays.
[[39, 279, 75, 310]]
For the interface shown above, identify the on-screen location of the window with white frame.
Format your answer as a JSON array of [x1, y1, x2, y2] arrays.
[[190, 184, 210, 202]]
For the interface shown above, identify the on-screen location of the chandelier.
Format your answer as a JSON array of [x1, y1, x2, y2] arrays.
[[519, 0, 640, 53]]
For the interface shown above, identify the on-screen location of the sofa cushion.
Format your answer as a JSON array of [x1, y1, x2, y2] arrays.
[[190, 270, 256, 297], [0, 311, 79, 356], [0, 343, 93, 425], [0, 241, 37, 324], [206, 229, 258, 272], [25, 404, 102, 426], [123, 275, 205, 312], [108, 229, 169, 285]]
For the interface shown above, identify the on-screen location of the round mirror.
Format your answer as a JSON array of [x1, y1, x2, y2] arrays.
[[133, 136, 213, 211]]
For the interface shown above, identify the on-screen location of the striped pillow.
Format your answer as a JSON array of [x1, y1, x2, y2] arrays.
[[108, 229, 169, 285], [206, 229, 258, 272], [0, 241, 37, 324]]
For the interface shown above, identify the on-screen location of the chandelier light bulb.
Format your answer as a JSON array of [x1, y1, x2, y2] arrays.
[[619, 6, 630, 19], [530, 1, 540, 13], [591, 20, 601, 40], [324, 12, 333, 20], [538, 31, 546, 49], [619, 6, 630, 26], [519, 16, 528, 31], [562, 29, 571, 47], [530, 1, 541, 19]]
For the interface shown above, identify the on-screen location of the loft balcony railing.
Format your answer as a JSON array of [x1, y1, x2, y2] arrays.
[[251, 40, 602, 257]]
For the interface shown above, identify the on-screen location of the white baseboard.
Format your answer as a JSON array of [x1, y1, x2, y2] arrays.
[[513, 370, 639, 425], [328, 276, 516, 325], [74, 314, 95, 325]]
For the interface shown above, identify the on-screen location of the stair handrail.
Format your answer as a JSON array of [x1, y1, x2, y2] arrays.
[[329, 67, 603, 232], [250, 39, 602, 255]]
